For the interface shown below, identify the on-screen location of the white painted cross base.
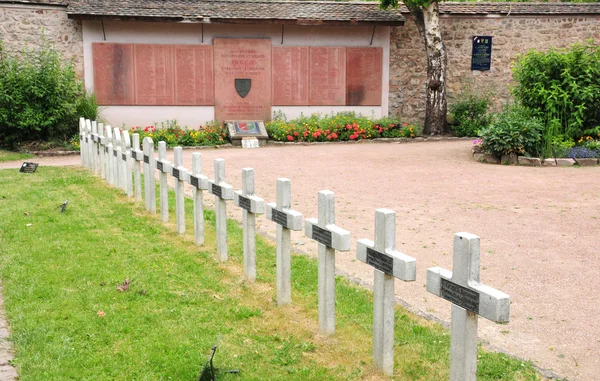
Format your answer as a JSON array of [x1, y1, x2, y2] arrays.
[[208, 158, 234, 262], [91, 120, 99, 175], [187, 153, 209, 246], [172, 147, 190, 235], [266, 178, 303, 306], [131, 134, 143, 202], [357, 208, 416, 376], [142, 137, 156, 214], [234, 168, 265, 281], [305, 190, 350, 335], [85, 119, 93, 171], [426, 233, 510, 381], [157, 142, 172, 223]]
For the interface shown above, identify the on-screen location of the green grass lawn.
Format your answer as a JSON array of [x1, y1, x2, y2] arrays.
[[0, 150, 34, 163], [0, 167, 542, 380]]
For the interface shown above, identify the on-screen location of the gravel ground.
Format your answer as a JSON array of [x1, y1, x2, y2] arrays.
[[2, 140, 599, 380]]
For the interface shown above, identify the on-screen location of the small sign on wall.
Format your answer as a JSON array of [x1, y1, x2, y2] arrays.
[[471, 36, 492, 71]]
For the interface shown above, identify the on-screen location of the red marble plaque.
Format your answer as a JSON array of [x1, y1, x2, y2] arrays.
[[93, 43, 135, 105], [214, 38, 272, 122], [346, 47, 383, 106], [134, 44, 175, 105], [309, 47, 346, 106], [174, 45, 214, 105], [272, 47, 309, 106]]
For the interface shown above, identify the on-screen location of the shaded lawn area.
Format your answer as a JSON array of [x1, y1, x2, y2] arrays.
[[0, 167, 542, 380], [0, 150, 34, 163]]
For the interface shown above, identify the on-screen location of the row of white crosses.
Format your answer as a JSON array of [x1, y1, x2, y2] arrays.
[[78, 118, 511, 380]]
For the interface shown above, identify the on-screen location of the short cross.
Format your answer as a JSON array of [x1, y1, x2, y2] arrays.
[[121, 131, 133, 197], [112, 127, 122, 190], [131, 133, 143, 202], [91, 120, 99, 175], [426, 232, 510, 381], [98, 123, 106, 180], [172, 147, 189, 235], [357, 208, 416, 375], [157, 141, 172, 223], [234, 168, 265, 281], [305, 190, 350, 335], [265, 178, 303, 306], [105, 126, 114, 187], [208, 158, 234, 262], [187, 153, 209, 246], [85, 119, 93, 170], [79, 118, 85, 167], [142, 137, 156, 214]]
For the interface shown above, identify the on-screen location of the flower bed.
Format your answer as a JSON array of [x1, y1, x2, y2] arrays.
[[130, 120, 229, 147]]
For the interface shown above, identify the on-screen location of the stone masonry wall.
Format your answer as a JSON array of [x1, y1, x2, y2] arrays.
[[0, 4, 83, 76], [389, 15, 600, 125]]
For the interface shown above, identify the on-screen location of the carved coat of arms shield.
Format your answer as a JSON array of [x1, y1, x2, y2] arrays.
[[235, 79, 251, 98]]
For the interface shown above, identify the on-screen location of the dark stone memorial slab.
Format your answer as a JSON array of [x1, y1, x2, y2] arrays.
[[471, 36, 492, 71], [93, 43, 135, 105], [174, 45, 214, 105], [311, 225, 333, 247], [309, 47, 346, 106], [20, 162, 38, 173], [238, 195, 252, 212], [440, 278, 480, 313], [366, 247, 393, 275], [214, 39, 272, 122], [272, 47, 309, 106], [271, 208, 288, 228], [346, 47, 383, 106], [134, 44, 175, 105]]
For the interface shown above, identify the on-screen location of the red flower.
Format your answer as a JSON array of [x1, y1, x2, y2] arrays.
[[327, 134, 332, 140], [349, 134, 357, 140], [303, 131, 308, 137], [331, 132, 338, 139], [403, 123, 408, 127], [294, 131, 299, 137], [287, 135, 294, 141], [326, 129, 330, 134], [346, 124, 352, 130]]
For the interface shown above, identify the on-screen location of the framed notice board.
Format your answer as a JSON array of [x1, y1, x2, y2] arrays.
[[471, 36, 492, 71]]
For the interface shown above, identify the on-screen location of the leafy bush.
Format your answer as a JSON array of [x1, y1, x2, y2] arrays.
[[130, 120, 229, 147], [512, 41, 600, 140], [0, 41, 90, 148], [480, 105, 543, 157], [449, 82, 492, 137], [266, 112, 421, 142]]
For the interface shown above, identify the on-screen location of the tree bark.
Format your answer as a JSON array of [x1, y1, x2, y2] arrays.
[[408, 2, 448, 135]]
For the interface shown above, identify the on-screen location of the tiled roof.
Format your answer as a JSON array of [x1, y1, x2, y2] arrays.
[[66, 0, 405, 26]]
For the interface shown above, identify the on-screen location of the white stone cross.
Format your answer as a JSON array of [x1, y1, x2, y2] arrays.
[[142, 137, 156, 214], [357, 208, 416, 375], [265, 178, 303, 306], [121, 130, 133, 198], [105, 125, 114, 186], [98, 123, 106, 180], [112, 127, 122, 190], [85, 119, 93, 170], [91, 120, 99, 175], [157, 142, 172, 223], [187, 153, 209, 246], [172, 147, 189, 235], [234, 168, 265, 281], [305, 190, 350, 335], [426, 233, 510, 381], [79, 117, 85, 167], [208, 158, 234, 262], [131, 133, 143, 202]]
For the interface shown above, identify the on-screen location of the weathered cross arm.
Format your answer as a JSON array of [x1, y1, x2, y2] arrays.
[[188, 172, 209, 190], [305, 218, 350, 251], [171, 163, 190, 183], [208, 180, 234, 200], [156, 156, 173, 175], [235, 192, 264, 214], [265, 203, 302, 230], [357, 239, 416, 281]]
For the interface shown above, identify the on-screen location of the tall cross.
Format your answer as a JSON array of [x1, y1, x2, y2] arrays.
[[234, 168, 265, 281], [172, 147, 189, 235], [157, 141, 172, 223], [131, 133, 143, 202], [98, 123, 106, 180], [426, 233, 510, 381], [357, 208, 416, 375], [266, 178, 303, 306], [305, 190, 350, 335], [112, 127, 122, 190], [208, 158, 234, 262], [79, 118, 85, 167], [105, 125, 114, 187], [142, 137, 156, 214], [91, 120, 99, 175], [85, 119, 93, 170], [121, 130, 133, 198], [187, 153, 209, 246]]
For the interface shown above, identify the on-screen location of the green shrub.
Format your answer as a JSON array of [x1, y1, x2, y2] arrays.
[[449, 82, 492, 137], [480, 105, 543, 157], [130, 120, 229, 147], [0, 41, 88, 148], [76, 89, 100, 122], [512, 41, 600, 140]]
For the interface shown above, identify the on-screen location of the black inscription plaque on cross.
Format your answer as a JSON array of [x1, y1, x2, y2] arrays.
[[113, 150, 117, 158], [122, 153, 126, 161], [105, 147, 109, 154], [312, 225, 333, 247], [157, 161, 164, 172], [144, 155, 150, 164], [211, 183, 222, 198], [172, 168, 181, 180], [271, 208, 288, 228], [366, 247, 394, 275], [132, 151, 138, 160], [190, 175, 199, 188], [440, 278, 480, 313], [238, 195, 252, 212]]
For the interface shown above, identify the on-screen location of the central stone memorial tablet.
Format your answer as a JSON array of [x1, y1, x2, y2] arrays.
[[309, 47, 346, 106], [272, 47, 309, 106], [174, 45, 214, 105], [214, 39, 272, 122]]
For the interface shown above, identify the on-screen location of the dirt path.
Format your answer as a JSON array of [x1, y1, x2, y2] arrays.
[[2, 141, 598, 380]]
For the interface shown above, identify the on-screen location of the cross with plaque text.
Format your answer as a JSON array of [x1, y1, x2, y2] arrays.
[[112, 127, 122, 190], [91, 120, 99, 175], [142, 137, 156, 214], [305, 190, 350, 335], [157, 141, 172, 223], [187, 153, 209, 246], [208, 158, 234, 262], [121, 130, 133, 197], [426, 233, 510, 381], [234, 168, 265, 281], [172, 147, 189, 235], [357, 208, 416, 375], [266, 178, 303, 306], [98, 123, 106, 180], [131, 133, 143, 202], [79, 118, 85, 167], [105, 125, 114, 187], [85, 119, 93, 171]]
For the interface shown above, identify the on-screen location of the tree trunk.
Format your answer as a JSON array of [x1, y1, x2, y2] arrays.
[[409, 2, 448, 135]]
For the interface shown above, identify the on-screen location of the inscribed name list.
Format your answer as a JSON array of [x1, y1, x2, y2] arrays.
[[174, 45, 214, 105], [309, 47, 346, 106], [346, 47, 383, 106], [272, 47, 309, 106], [93, 43, 135, 105], [134, 44, 175, 105], [214, 39, 272, 122]]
